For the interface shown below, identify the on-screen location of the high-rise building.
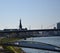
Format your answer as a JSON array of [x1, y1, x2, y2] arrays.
[[57, 22, 60, 35], [57, 22, 60, 29]]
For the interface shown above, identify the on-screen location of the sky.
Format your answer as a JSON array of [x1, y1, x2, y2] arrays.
[[0, 0, 60, 29]]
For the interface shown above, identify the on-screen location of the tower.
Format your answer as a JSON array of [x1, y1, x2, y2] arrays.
[[19, 19, 22, 30]]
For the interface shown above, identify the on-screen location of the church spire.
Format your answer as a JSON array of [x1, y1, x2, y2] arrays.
[[19, 19, 22, 29]]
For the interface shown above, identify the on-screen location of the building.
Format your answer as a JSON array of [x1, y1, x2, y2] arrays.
[[57, 22, 60, 29], [57, 22, 60, 35], [19, 19, 22, 30], [3, 19, 27, 38]]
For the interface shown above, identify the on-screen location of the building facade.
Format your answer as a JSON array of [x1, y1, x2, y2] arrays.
[[57, 22, 60, 35]]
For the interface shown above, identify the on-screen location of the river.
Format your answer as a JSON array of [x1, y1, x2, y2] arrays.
[[21, 36, 60, 53]]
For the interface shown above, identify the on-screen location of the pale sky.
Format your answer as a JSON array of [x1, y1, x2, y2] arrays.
[[0, 0, 60, 29]]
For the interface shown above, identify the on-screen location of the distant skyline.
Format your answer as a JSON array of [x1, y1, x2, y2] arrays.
[[0, 0, 60, 29]]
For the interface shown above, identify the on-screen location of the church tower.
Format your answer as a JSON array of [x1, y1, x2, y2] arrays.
[[19, 19, 22, 30]]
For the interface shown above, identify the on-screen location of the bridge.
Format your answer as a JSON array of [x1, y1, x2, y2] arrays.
[[0, 29, 60, 39]]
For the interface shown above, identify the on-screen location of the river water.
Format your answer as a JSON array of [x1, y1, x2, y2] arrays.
[[21, 36, 60, 53]]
